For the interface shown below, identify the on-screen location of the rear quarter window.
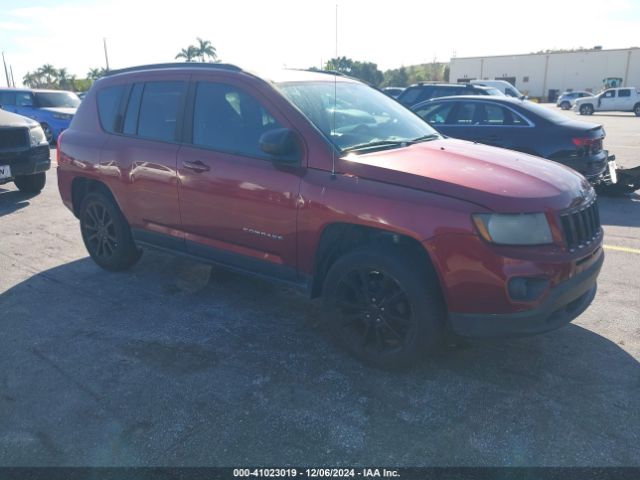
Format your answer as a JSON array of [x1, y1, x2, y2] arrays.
[[97, 85, 127, 133]]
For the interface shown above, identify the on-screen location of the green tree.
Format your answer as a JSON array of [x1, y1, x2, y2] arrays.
[[87, 67, 106, 81], [175, 45, 199, 62], [38, 64, 58, 87], [196, 37, 217, 63]]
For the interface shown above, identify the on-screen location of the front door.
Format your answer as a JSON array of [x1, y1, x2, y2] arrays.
[[597, 90, 616, 111], [177, 78, 303, 281]]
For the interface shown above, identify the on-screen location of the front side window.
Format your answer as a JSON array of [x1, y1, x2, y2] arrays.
[[602, 90, 616, 98], [192, 82, 282, 158], [453, 103, 478, 125], [414, 102, 454, 125], [137, 81, 186, 142], [277, 81, 438, 152], [34, 91, 80, 108]]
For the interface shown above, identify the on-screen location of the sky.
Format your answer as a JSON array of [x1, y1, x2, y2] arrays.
[[1, 0, 639, 86]]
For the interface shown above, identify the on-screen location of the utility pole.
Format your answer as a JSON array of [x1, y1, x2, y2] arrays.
[[2, 52, 9, 87], [103, 38, 110, 71]]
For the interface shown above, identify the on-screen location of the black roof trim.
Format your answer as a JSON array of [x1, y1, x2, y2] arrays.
[[105, 63, 242, 77]]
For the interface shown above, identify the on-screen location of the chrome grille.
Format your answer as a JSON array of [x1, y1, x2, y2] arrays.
[[560, 198, 601, 251]]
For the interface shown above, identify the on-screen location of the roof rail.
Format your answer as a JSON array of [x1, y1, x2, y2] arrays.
[[105, 63, 242, 76], [299, 68, 347, 77]]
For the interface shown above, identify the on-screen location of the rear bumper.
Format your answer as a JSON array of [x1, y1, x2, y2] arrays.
[[554, 151, 609, 185], [448, 248, 603, 338], [0, 145, 51, 184]]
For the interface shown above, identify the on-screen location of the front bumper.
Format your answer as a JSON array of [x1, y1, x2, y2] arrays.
[[449, 248, 603, 338], [0, 145, 50, 184]]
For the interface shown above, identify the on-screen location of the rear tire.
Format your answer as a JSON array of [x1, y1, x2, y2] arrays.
[[634, 103, 640, 117], [323, 246, 445, 369], [14, 172, 46, 193], [560, 101, 571, 110], [580, 104, 594, 115], [79, 191, 141, 271]]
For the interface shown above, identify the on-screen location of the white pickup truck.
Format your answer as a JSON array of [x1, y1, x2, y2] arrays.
[[574, 88, 640, 116]]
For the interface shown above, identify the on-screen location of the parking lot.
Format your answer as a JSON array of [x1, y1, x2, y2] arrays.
[[1, 105, 639, 467]]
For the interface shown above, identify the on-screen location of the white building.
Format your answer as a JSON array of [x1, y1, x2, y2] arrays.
[[449, 47, 640, 100]]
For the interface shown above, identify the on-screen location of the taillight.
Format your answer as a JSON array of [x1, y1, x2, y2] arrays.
[[572, 137, 599, 147], [56, 130, 64, 164], [572, 137, 603, 156]]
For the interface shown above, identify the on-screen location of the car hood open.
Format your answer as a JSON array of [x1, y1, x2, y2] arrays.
[[339, 138, 591, 212]]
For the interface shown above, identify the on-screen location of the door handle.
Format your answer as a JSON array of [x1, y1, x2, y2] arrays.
[[182, 160, 210, 173]]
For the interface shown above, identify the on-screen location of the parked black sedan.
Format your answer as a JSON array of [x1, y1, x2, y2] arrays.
[[411, 96, 615, 185]]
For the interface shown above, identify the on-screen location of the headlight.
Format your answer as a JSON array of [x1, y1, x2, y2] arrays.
[[53, 113, 73, 120], [29, 125, 47, 146], [472, 213, 553, 245]]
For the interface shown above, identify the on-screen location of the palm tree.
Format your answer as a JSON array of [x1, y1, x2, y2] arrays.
[[87, 67, 105, 81], [175, 45, 199, 62], [38, 64, 58, 87], [58, 68, 70, 89], [196, 37, 217, 63]]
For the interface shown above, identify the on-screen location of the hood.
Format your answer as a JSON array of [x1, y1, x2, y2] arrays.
[[340, 138, 591, 212], [0, 108, 39, 127], [40, 107, 76, 115], [574, 95, 597, 105]]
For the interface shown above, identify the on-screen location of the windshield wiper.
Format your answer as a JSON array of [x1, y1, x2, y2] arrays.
[[409, 133, 441, 143], [343, 134, 441, 154], [342, 140, 410, 153]]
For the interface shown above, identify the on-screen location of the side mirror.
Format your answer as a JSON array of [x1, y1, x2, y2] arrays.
[[259, 128, 299, 163]]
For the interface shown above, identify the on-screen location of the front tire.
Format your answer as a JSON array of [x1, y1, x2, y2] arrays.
[[79, 191, 141, 271], [14, 172, 46, 193], [580, 104, 594, 115], [323, 246, 445, 369], [634, 103, 640, 117], [560, 101, 571, 110]]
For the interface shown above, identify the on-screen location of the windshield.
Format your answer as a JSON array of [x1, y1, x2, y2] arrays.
[[34, 91, 80, 108], [521, 100, 575, 123], [276, 81, 439, 152]]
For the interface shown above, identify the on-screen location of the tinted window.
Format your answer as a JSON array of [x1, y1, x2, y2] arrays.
[[399, 87, 423, 105], [602, 90, 616, 98], [16, 92, 33, 106], [34, 91, 80, 108], [137, 81, 186, 142], [192, 82, 283, 158], [97, 85, 127, 133], [618, 89, 631, 97], [453, 103, 478, 124], [481, 104, 528, 126], [0, 91, 16, 106], [123, 83, 143, 135], [415, 102, 454, 125]]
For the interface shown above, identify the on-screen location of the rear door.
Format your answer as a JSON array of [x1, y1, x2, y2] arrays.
[[98, 77, 187, 245], [616, 89, 633, 110], [176, 75, 303, 281]]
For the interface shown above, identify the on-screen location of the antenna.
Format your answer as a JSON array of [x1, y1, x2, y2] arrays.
[[103, 38, 110, 71], [331, 3, 338, 178]]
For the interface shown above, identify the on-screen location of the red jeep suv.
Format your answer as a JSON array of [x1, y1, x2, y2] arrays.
[[57, 64, 604, 368]]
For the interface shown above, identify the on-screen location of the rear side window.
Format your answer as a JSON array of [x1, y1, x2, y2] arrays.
[[123, 83, 144, 135], [137, 81, 186, 142], [97, 85, 127, 133], [191, 82, 283, 158], [618, 89, 631, 97]]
